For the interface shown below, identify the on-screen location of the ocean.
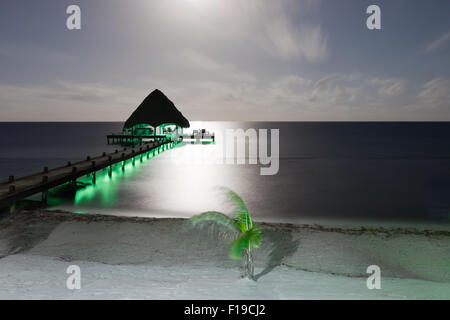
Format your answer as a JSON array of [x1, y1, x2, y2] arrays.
[[1, 121, 450, 228]]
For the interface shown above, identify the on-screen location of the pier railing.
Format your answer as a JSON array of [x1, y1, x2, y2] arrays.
[[0, 138, 174, 211]]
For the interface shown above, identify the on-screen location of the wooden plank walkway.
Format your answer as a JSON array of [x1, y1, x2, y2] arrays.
[[106, 134, 168, 145], [0, 138, 174, 209], [107, 133, 215, 145]]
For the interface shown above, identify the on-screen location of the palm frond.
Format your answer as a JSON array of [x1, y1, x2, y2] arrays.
[[189, 211, 239, 232], [229, 226, 262, 260], [224, 188, 249, 215], [247, 224, 262, 248], [219, 187, 253, 231], [233, 212, 253, 232]]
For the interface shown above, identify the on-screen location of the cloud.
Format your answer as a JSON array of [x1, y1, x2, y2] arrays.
[[1, 73, 447, 121], [368, 78, 407, 97], [417, 77, 450, 108], [249, 0, 328, 61], [0, 42, 72, 63], [161, 0, 329, 63], [262, 17, 328, 61], [170, 50, 256, 83], [172, 72, 397, 120], [314, 74, 338, 90], [0, 81, 144, 121], [425, 30, 450, 53]]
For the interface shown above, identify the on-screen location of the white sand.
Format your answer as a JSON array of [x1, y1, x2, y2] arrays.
[[0, 211, 449, 299]]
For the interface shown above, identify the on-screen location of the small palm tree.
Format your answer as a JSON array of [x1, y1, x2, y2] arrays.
[[189, 188, 261, 280]]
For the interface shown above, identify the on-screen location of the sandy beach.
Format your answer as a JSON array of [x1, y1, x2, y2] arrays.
[[0, 210, 449, 299]]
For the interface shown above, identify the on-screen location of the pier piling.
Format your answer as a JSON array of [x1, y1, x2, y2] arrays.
[[41, 190, 48, 205]]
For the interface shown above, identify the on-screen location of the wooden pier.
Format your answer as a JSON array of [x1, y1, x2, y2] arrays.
[[106, 134, 170, 145], [107, 132, 214, 145], [0, 138, 174, 211]]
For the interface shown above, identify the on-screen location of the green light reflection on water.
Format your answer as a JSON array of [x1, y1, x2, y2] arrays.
[[45, 142, 178, 209]]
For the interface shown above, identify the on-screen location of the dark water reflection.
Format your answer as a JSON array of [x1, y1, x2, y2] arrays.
[[1, 122, 450, 228]]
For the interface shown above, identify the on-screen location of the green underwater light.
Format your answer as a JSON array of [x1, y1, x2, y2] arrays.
[[29, 140, 183, 210], [71, 141, 178, 207]]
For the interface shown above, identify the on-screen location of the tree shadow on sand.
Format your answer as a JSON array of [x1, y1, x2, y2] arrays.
[[254, 229, 300, 281]]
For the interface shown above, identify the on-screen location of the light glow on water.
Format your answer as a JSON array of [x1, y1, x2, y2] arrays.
[[41, 121, 450, 229], [49, 131, 240, 219], [78, 146, 164, 202]]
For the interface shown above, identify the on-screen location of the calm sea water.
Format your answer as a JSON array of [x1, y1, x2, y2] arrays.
[[1, 122, 450, 228]]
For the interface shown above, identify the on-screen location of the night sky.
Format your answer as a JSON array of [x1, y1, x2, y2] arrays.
[[1, 0, 449, 121]]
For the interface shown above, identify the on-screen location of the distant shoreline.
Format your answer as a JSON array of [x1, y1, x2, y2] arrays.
[[3, 209, 449, 237]]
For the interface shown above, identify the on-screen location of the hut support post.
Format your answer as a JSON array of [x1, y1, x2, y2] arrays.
[[9, 202, 16, 214], [41, 174, 49, 204], [41, 190, 48, 205], [92, 172, 96, 184]]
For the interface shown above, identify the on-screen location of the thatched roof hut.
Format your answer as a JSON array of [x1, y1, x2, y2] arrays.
[[123, 89, 190, 130]]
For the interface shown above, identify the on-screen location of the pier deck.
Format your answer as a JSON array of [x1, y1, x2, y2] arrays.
[[107, 132, 215, 145], [0, 138, 173, 209], [107, 134, 169, 145]]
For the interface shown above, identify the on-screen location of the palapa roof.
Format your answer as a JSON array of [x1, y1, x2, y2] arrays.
[[123, 89, 190, 129]]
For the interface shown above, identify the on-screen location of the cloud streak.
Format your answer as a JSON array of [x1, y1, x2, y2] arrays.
[[0, 82, 143, 121], [1, 1, 449, 121], [257, 4, 328, 61], [417, 77, 450, 108], [159, 0, 329, 63], [1, 73, 448, 122], [368, 78, 407, 97], [425, 31, 450, 53]]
